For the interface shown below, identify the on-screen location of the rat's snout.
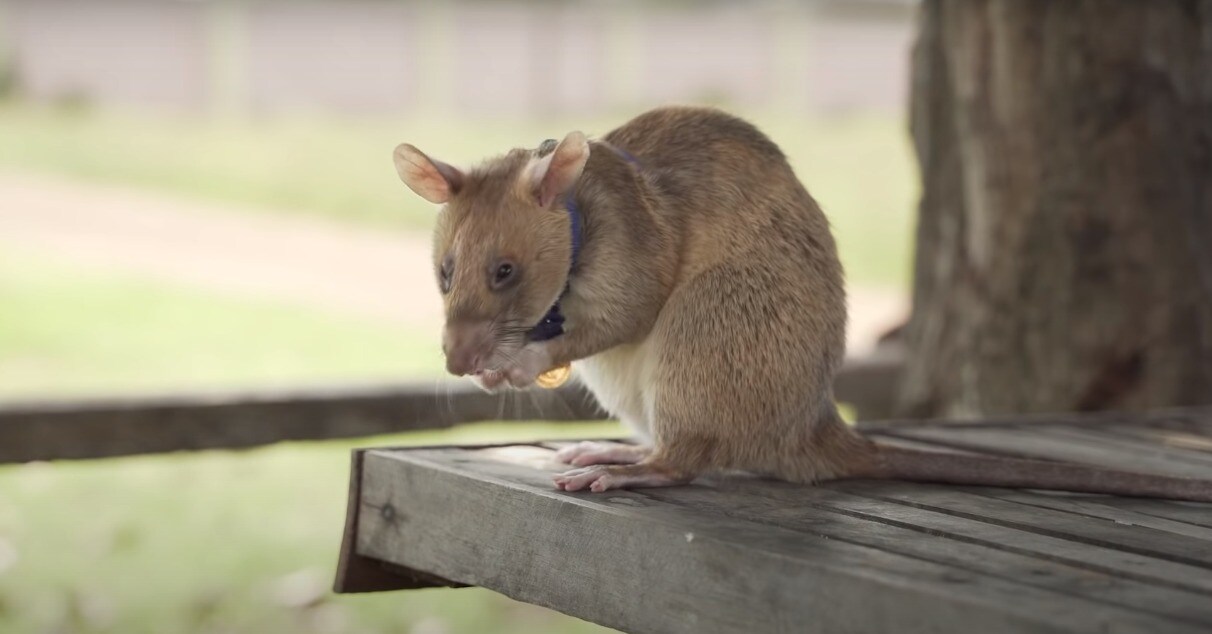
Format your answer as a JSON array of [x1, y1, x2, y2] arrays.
[[442, 320, 494, 376]]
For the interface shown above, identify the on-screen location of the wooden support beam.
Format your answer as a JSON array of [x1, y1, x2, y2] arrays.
[[834, 345, 904, 420], [0, 351, 904, 463], [0, 382, 601, 463]]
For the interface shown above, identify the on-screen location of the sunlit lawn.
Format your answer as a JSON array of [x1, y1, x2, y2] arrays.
[[0, 251, 444, 399], [0, 253, 621, 633], [0, 104, 917, 288], [0, 425, 621, 634]]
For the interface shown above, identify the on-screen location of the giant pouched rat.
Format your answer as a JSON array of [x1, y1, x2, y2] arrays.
[[393, 105, 1212, 502]]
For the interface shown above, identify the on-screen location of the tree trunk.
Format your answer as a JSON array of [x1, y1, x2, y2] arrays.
[[898, 0, 1212, 418]]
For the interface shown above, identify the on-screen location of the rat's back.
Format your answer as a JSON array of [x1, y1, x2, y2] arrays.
[[581, 107, 852, 481], [604, 106, 791, 182], [603, 107, 839, 282]]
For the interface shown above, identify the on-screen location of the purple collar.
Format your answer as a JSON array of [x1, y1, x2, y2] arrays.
[[527, 194, 582, 342], [526, 143, 639, 342]]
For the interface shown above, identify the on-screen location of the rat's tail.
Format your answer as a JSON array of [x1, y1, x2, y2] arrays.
[[846, 444, 1212, 503]]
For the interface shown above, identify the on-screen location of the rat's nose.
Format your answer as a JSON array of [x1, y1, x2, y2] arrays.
[[443, 320, 493, 376]]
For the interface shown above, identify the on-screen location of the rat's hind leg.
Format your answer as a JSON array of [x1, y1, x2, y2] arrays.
[[555, 441, 651, 467]]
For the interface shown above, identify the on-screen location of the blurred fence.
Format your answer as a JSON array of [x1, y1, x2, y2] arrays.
[[0, 0, 914, 117]]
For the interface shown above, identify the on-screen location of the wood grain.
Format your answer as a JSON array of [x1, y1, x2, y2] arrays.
[[876, 426, 1212, 479], [0, 381, 600, 462], [349, 443, 1212, 634]]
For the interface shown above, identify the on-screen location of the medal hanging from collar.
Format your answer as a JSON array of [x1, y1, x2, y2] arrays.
[[527, 140, 640, 389], [528, 226, 576, 388], [528, 139, 580, 388], [535, 364, 572, 389]]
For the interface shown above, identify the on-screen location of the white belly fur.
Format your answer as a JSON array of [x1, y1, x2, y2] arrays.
[[573, 338, 656, 442]]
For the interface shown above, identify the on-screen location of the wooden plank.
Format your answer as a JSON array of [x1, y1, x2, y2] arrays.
[[530, 438, 1212, 574], [969, 489, 1212, 542], [1096, 499, 1212, 529], [832, 345, 903, 420], [1098, 425, 1212, 456], [626, 475, 1212, 625], [1027, 427, 1212, 470], [352, 445, 1209, 634], [333, 449, 465, 593], [0, 381, 600, 463], [858, 406, 1212, 434], [1118, 410, 1212, 436], [880, 426, 1212, 478], [832, 481, 1212, 574]]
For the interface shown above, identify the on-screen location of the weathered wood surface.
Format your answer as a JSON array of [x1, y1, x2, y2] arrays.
[[0, 354, 900, 463], [340, 409, 1212, 634], [0, 381, 598, 462]]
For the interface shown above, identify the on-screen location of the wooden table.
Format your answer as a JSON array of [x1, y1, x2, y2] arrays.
[[334, 409, 1212, 634]]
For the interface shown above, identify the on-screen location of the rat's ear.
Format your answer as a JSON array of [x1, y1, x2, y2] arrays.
[[530, 131, 589, 208], [393, 143, 464, 204]]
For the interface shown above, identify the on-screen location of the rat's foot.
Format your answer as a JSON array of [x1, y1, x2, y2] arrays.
[[553, 463, 690, 493], [555, 441, 651, 467]]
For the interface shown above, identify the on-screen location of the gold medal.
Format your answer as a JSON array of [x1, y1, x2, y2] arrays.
[[535, 363, 572, 389]]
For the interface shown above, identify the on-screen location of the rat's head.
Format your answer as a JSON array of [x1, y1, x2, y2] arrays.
[[392, 132, 590, 380]]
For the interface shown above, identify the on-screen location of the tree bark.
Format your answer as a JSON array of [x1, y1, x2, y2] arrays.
[[898, 0, 1212, 417]]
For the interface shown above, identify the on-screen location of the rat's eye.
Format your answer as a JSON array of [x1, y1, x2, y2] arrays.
[[438, 257, 453, 294], [491, 261, 518, 290]]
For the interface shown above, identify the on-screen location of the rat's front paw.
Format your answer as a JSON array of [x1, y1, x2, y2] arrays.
[[471, 369, 508, 393], [503, 344, 553, 389]]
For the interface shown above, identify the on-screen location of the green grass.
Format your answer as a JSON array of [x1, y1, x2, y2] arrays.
[[0, 250, 444, 399], [0, 252, 624, 633], [0, 104, 917, 288], [0, 424, 623, 634]]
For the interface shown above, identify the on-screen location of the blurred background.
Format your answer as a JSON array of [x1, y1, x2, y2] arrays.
[[0, 0, 916, 632]]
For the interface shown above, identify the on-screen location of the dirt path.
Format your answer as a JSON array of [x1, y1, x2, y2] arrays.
[[0, 171, 907, 353]]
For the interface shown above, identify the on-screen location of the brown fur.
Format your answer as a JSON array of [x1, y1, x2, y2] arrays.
[[414, 105, 870, 483], [400, 106, 1212, 502], [432, 149, 571, 328], [578, 107, 865, 482]]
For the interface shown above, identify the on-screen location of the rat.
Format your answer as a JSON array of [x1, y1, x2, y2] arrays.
[[392, 105, 1212, 502]]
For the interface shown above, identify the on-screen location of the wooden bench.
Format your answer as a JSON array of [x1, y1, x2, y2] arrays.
[[334, 408, 1212, 634]]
